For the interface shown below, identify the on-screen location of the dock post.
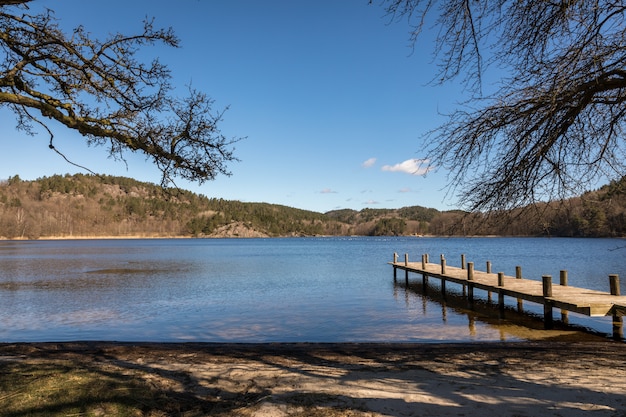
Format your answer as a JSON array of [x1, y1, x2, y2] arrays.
[[610, 274, 621, 296], [542, 275, 554, 329], [542, 275, 553, 296], [613, 317, 624, 341], [421, 255, 428, 286], [467, 262, 474, 304], [485, 261, 493, 300], [425, 253, 429, 263], [460, 254, 467, 295], [421, 254, 426, 269], [498, 272, 505, 311], [560, 270, 569, 323], [440, 254, 447, 295], [516, 266, 523, 311], [610, 274, 623, 340], [404, 253, 409, 282], [393, 253, 398, 280]]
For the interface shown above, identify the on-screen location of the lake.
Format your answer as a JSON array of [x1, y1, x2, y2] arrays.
[[0, 236, 624, 343]]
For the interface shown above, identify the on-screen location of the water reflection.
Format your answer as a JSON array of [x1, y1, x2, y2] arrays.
[[393, 276, 612, 342]]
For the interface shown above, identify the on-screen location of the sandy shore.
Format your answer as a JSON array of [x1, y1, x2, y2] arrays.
[[1, 341, 626, 416]]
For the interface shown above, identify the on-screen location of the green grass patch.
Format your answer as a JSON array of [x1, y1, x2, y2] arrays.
[[0, 360, 181, 417]]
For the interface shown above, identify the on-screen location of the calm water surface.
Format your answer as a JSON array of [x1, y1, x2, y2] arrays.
[[0, 237, 624, 342]]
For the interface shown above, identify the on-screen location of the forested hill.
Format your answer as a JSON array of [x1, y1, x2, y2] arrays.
[[0, 173, 625, 239]]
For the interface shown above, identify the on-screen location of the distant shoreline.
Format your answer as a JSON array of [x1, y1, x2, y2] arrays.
[[0, 235, 190, 241], [1, 234, 622, 241]]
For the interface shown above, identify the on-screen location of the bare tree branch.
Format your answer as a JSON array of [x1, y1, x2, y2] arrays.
[[379, 0, 626, 212], [0, 2, 240, 186]]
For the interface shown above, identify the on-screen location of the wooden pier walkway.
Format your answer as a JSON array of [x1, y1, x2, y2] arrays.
[[389, 252, 626, 338]]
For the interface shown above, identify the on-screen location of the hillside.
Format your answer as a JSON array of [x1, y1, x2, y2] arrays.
[[0, 173, 625, 239]]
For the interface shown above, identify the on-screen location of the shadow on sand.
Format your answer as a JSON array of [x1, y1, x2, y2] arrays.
[[1, 340, 625, 416]]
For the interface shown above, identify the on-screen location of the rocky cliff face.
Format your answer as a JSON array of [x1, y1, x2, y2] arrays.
[[208, 222, 270, 238]]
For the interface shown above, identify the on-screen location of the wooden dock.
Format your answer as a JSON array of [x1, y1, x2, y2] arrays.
[[389, 252, 626, 339]]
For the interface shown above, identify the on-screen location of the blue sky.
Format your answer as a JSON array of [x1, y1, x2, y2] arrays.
[[0, 0, 470, 213]]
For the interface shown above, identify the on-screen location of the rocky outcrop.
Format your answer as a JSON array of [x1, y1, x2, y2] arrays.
[[208, 222, 269, 238]]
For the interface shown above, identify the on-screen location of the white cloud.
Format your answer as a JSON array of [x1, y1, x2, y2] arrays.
[[320, 188, 337, 194], [381, 159, 431, 175], [362, 199, 379, 205], [398, 187, 412, 193], [361, 157, 377, 168]]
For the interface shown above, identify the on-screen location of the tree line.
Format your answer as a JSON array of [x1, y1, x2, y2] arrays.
[[0, 174, 625, 240]]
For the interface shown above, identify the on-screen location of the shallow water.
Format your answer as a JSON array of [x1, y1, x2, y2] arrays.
[[0, 237, 624, 342]]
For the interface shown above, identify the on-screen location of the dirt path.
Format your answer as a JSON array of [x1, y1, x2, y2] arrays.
[[1, 341, 626, 416]]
